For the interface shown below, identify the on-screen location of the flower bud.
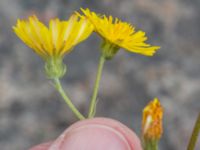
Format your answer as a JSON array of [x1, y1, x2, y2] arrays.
[[142, 98, 163, 150]]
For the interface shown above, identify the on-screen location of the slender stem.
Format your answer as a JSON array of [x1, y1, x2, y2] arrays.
[[187, 112, 200, 150], [53, 78, 85, 120], [88, 55, 105, 118], [143, 139, 158, 150]]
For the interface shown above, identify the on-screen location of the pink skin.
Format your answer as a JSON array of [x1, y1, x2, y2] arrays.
[[30, 118, 143, 150]]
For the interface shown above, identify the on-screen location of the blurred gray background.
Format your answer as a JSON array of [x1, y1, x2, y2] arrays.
[[0, 0, 200, 149]]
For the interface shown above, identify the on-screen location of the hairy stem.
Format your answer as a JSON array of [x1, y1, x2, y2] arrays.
[[53, 78, 85, 120], [187, 112, 200, 150], [88, 55, 105, 118]]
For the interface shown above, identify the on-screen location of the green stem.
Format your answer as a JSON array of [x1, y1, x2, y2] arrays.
[[88, 55, 105, 118], [187, 112, 200, 150], [142, 138, 158, 150], [53, 78, 85, 120]]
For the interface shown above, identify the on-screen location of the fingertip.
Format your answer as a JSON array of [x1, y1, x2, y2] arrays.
[[29, 142, 52, 150], [49, 118, 143, 150]]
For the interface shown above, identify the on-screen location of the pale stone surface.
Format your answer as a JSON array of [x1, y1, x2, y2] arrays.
[[0, 0, 199, 149]]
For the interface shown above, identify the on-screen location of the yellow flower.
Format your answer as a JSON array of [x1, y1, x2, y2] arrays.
[[13, 14, 93, 78], [13, 14, 93, 59], [142, 98, 163, 140], [78, 8, 160, 58]]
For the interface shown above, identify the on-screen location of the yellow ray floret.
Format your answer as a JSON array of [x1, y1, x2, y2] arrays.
[[79, 8, 160, 56], [142, 98, 163, 140], [13, 14, 93, 59]]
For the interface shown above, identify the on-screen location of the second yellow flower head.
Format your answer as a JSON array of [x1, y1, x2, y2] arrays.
[[78, 8, 160, 58]]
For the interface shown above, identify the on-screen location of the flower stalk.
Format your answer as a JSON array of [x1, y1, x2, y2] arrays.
[[187, 112, 200, 150], [88, 55, 105, 118], [53, 78, 85, 120], [143, 139, 158, 150]]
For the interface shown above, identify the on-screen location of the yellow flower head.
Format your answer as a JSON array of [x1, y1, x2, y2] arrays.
[[13, 14, 93, 60], [78, 8, 160, 58], [142, 98, 163, 140], [13, 14, 93, 78]]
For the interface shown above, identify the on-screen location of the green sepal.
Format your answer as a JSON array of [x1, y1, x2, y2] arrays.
[[44, 57, 67, 79], [101, 40, 120, 60]]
